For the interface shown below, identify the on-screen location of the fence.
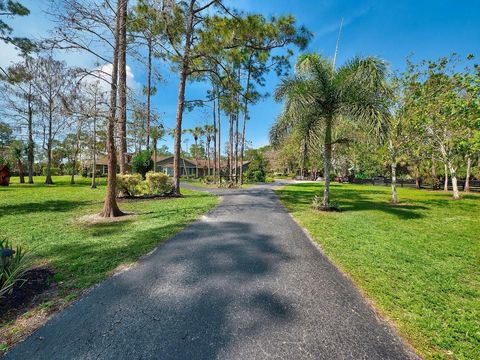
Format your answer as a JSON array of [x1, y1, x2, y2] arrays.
[[350, 177, 480, 192]]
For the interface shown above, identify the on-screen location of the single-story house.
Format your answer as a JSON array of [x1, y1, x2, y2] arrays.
[[85, 154, 250, 178]]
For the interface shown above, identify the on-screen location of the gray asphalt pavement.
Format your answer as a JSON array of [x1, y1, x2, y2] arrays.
[[5, 184, 418, 359]]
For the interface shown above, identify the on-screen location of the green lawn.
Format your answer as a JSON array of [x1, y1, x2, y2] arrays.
[[276, 183, 479, 360], [0, 175, 218, 294]]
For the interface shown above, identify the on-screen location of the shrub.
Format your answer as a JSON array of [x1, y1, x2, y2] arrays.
[[132, 150, 153, 179], [311, 194, 340, 212], [423, 176, 441, 189], [0, 239, 31, 299], [42, 167, 60, 176], [145, 172, 172, 195], [117, 174, 143, 197]]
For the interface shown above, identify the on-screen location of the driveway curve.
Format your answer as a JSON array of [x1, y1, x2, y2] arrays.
[[5, 184, 418, 359]]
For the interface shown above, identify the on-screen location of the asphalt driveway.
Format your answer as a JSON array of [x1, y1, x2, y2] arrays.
[[5, 184, 418, 359]]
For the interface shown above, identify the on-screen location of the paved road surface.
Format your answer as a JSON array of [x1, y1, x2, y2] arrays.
[[5, 184, 417, 359]]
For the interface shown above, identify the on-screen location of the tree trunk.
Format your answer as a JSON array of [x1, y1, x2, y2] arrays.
[[100, 0, 124, 218], [235, 112, 239, 184], [91, 113, 97, 189], [444, 163, 448, 191], [449, 163, 460, 200], [217, 89, 221, 184], [117, 0, 128, 175], [194, 137, 198, 178], [173, 1, 194, 195], [146, 37, 152, 149], [206, 138, 211, 176], [153, 141, 157, 172], [70, 158, 76, 185], [431, 154, 436, 184], [18, 159, 25, 183], [389, 141, 398, 204], [464, 157, 471, 193], [414, 163, 420, 189], [239, 68, 251, 185], [212, 87, 217, 181], [27, 90, 34, 184], [322, 117, 332, 208], [45, 93, 54, 185], [228, 112, 233, 181]]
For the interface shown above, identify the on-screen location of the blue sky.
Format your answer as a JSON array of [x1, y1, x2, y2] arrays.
[[1, 0, 479, 152]]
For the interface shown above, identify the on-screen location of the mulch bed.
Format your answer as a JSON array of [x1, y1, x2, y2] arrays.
[[0, 266, 55, 323], [117, 193, 181, 200]]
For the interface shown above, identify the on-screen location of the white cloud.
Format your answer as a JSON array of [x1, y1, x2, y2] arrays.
[[82, 62, 139, 94]]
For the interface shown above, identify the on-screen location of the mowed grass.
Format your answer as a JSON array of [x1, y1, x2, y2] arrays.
[[0, 176, 218, 291], [276, 183, 479, 360]]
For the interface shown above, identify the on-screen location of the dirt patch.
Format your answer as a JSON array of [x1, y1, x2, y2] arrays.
[[76, 212, 137, 225]]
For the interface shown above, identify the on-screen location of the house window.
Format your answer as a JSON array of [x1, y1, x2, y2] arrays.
[[102, 165, 108, 174]]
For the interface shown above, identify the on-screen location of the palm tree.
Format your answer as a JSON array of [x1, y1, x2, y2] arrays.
[[204, 124, 214, 176], [190, 126, 205, 178], [273, 53, 390, 209], [150, 125, 164, 172]]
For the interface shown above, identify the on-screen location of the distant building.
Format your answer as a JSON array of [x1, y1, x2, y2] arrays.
[[85, 154, 250, 178]]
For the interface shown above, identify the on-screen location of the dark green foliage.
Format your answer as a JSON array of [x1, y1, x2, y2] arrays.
[[131, 150, 153, 179], [0, 1, 34, 53], [0, 238, 30, 299], [244, 149, 268, 183]]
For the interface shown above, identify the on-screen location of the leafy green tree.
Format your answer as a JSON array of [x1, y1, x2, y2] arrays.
[[0, 0, 34, 54], [405, 55, 471, 199], [132, 150, 153, 179], [244, 149, 267, 183], [273, 54, 390, 209], [188, 126, 205, 177], [1, 57, 36, 183]]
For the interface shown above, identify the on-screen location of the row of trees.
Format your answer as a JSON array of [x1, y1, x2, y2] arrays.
[[270, 53, 479, 208], [1, 0, 310, 217]]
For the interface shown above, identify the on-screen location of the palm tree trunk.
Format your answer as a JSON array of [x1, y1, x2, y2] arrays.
[[100, 0, 124, 218], [206, 138, 211, 176], [194, 138, 198, 178], [464, 157, 471, 193], [322, 117, 332, 208], [117, 0, 128, 175]]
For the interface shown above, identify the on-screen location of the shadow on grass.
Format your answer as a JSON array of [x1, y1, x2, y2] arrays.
[[277, 183, 428, 220], [0, 200, 94, 218]]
